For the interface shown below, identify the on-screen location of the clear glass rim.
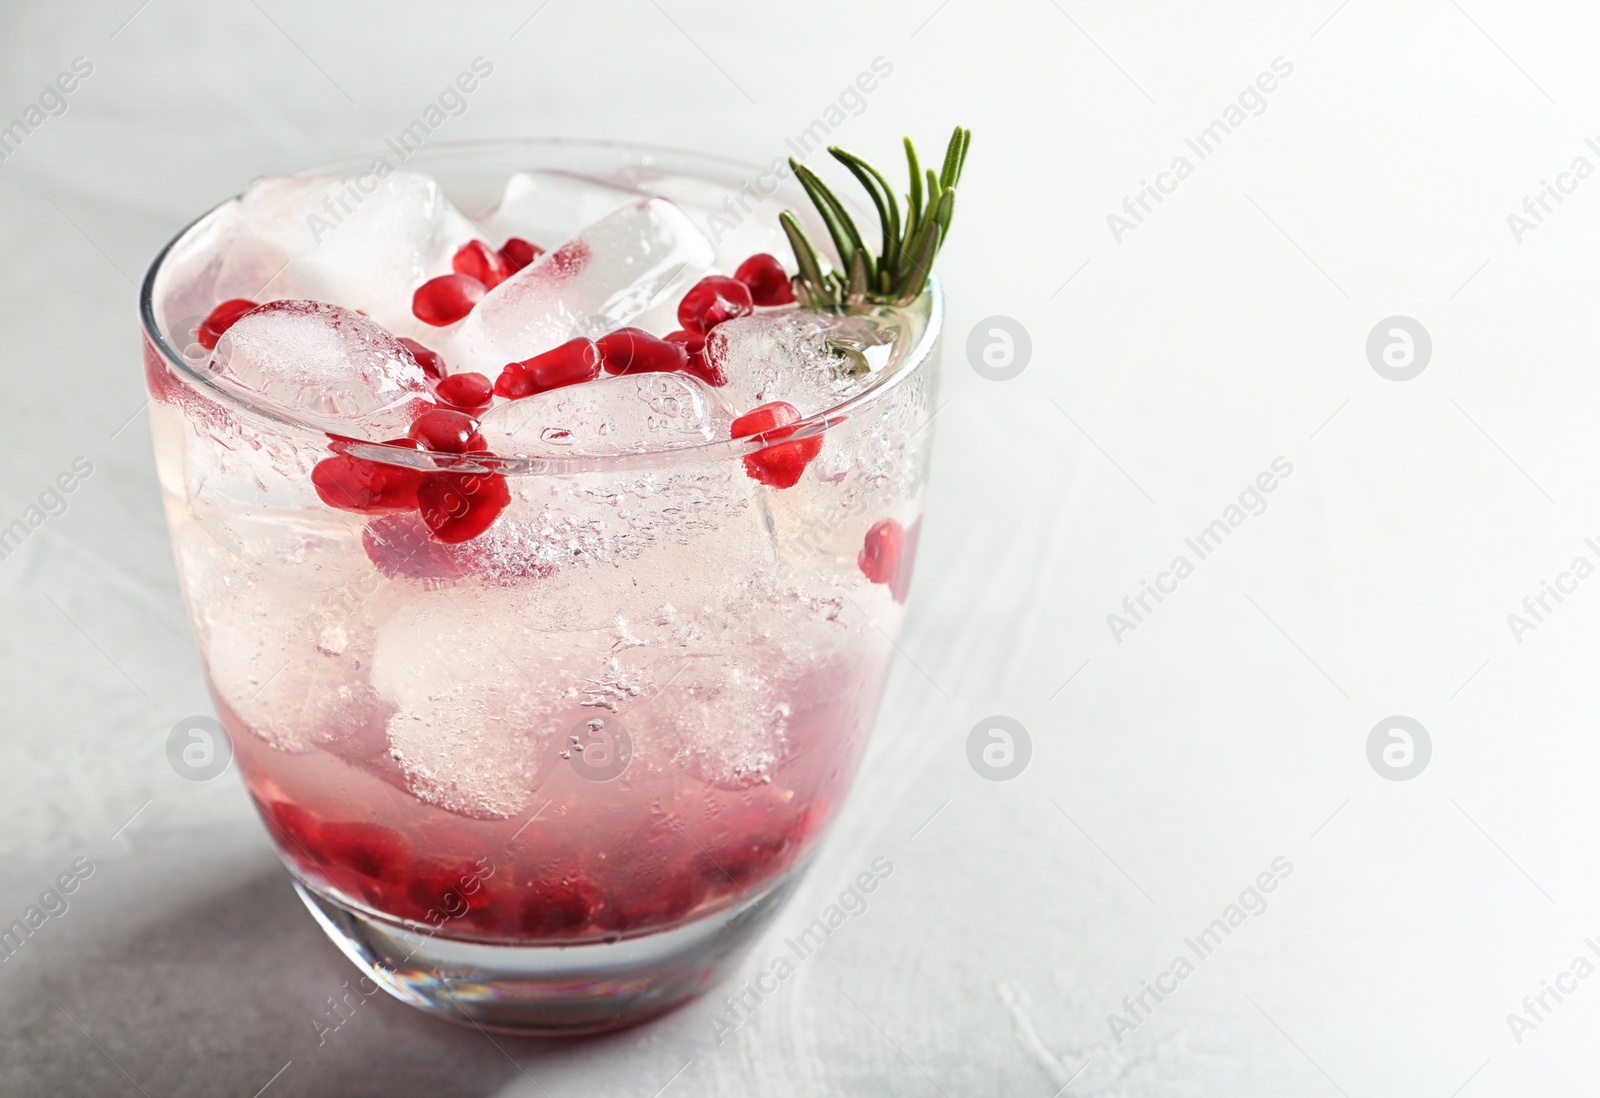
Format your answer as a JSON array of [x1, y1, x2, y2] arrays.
[[137, 136, 943, 475]]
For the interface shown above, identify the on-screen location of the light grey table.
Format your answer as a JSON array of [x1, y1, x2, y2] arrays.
[[3, 0, 1598, 1093]]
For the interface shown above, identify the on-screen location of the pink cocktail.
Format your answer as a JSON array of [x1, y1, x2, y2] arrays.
[[140, 138, 952, 1032]]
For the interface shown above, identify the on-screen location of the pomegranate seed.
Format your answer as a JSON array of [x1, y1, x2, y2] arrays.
[[311, 440, 425, 513], [666, 329, 725, 386], [418, 469, 512, 543], [494, 337, 602, 399], [678, 275, 754, 334], [312, 824, 413, 910], [597, 327, 689, 375], [362, 513, 470, 580], [500, 237, 544, 272], [256, 798, 325, 863], [859, 517, 920, 603], [859, 517, 902, 585], [409, 857, 494, 916], [317, 822, 412, 880], [605, 872, 708, 932], [734, 253, 795, 306], [690, 347, 725, 386], [197, 298, 259, 350], [520, 874, 602, 936], [701, 829, 795, 889], [397, 337, 446, 381], [412, 273, 485, 326], [452, 240, 513, 289], [360, 514, 461, 579], [731, 401, 822, 489], [409, 408, 484, 454], [433, 372, 494, 414]]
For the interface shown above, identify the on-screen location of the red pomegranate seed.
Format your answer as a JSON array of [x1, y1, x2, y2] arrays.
[[452, 240, 513, 289], [409, 857, 494, 916], [197, 298, 260, 350], [412, 273, 486, 326], [317, 822, 412, 880], [311, 439, 425, 513], [500, 237, 544, 272], [731, 401, 822, 489], [734, 253, 796, 306], [690, 347, 724, 386], [859, 517, 920, 603], [701, 829, 795, 889], [397, 337, 446, 381], [256, 798, 325, 862], [678, 275, 754, 335], [494, 337, 602, 399], [859, 518, 902, 585], [520, 873, 602, 936], [666, 329, 725, 386], [362, 513, 470, 581], [418, 469, 512, 543], [409, 408, 484, 454], [597, 327, 689, 375], [433, 372, 494, 414], [605, 872, 708, 933]]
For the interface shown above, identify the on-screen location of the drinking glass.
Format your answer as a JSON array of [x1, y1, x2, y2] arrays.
[[139, 138, 941, 1033]]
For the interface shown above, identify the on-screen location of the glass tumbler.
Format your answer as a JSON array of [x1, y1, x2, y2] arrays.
[[139, 138, 941, 1033]]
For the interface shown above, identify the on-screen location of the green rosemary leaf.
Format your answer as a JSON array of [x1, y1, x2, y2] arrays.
[[790, 162, 854, 270], [904, 137, 924, 236], [829, 147, 902, 276], [932, 185, 956, 232], [790, 159, 873, 283], [939, 126, 970, 189], [846, 249, 869, 305], [894, 214, 935, 295], [779, 210, 831, 302], [938, 130, 959, 189], [779, 127, 967, 307], [898, 189, 955, 301], [894, 218, 943, 302], [953, 127, 972, 183]]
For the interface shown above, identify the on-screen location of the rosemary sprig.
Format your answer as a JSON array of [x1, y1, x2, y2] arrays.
[[780, 125, 971, 308]]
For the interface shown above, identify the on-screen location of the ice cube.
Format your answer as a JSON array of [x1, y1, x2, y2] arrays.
[[371, 589, 587, 818], [650, 655, 793, 787], [191, 558, 393, 756], [166, 171, 485, 336], [440, 198, 713, 374], [477, 373, 733, 458], [210, 300, 433, 439], [610, 166, 796, 271], [479, 169, 644, 251], [511, 470, 788, 713], [707, 309, 903, 417]]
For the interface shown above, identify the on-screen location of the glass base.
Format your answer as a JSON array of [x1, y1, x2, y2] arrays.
[[293, 870, 805, 1035]]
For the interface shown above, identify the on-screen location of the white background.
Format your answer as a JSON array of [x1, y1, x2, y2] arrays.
[[2, 0, 1598, 1094]]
